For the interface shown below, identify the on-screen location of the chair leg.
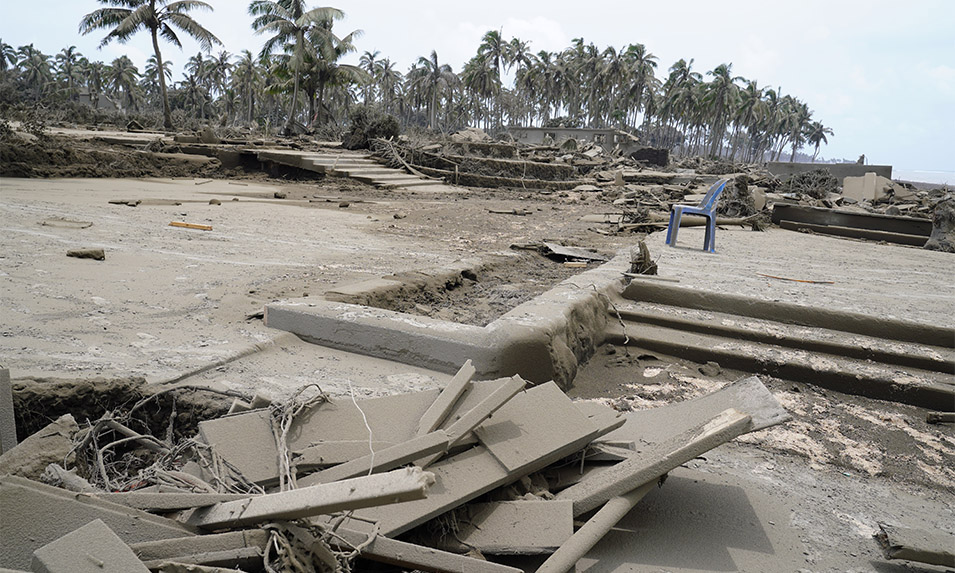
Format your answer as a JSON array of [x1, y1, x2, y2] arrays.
[[665, 209, 675, 245], [668, 208, 682, 247], [705, 216, 716, 252]]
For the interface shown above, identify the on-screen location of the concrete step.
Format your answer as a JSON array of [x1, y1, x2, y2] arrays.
[[604, 314, 954, 411]]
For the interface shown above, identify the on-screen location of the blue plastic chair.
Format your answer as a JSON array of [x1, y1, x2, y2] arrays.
[[665, 178, 729, 253]]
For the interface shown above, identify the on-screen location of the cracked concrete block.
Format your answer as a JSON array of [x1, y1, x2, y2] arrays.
[[31, 519, 149, 573], [0, 414, 78, 480], [0, 476, 193, 570], [132, 530, 268, 570]]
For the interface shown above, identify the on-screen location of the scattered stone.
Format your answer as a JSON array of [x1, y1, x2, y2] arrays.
[[0, 414, 78, 480], [208, 199, 221, 205], [698, 361, 722, 377], [923, 199, 955, 253], [339, 202, 350, 208], [273, 191, 286, 199]]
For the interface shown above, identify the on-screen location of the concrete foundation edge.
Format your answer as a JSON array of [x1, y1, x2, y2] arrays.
[[265, 253, 630, 388]]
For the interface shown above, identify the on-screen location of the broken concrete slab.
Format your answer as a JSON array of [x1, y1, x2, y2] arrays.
[[437, 500, 574, 555], [0, 476, 193, 570], [332, 527, 522, 573], [556, 409, 753, 516], [31, 519, 150, 573], [442, 376, 526, 447], [0, 414, 78, 480], [0, 369, 15, 455], [876, 522, 955, 567], [293, 440, 396, 470], [186, 467, 435, 529]]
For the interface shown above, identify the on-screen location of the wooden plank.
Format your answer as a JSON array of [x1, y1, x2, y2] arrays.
[[186, 467, 434, 530], [876, 522, 955, 567], [286, 390, 439, 452], [556, 409, 752, 516], [343, 382, 606, 537], [442, 376, 525, 446], [293, 440, 395, 471], [169, 221, 213, 231], [332, 528, 522, 573], [198, 409, 277, 486], [130, 530, 268, 563], [436, 501, 574, 555], [537, 482, 655, 573], [415, 359, 476, 436], [298, 431, 449, 486], [98, 492, 249, 511], [474, 382, 604, 475], [31, 519, 150, 573]]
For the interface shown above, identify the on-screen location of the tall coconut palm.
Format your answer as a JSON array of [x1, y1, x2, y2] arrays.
[[806, 120, 833, 162], [17, 45, 53, 101], [410, 50, 457, 130], [142, 54, 172, 109], [55, 46, 84, 101], [301, 20, 365, 126], [106, 55, 141, 110], [79, 0, 221, 130], [0, 40, 16, 78], [358, 49, 378, 103], [248, 0, 344, 134], [232, 49, 260, 123]]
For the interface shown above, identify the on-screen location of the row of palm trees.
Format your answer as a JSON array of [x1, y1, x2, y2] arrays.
[[1, 0, 833, 161]]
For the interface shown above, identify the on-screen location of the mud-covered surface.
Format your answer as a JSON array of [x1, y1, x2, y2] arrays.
[[572, 344, 955, 492], [12, 376, 232, 441], [371, 253, 589, 326], [0, 133, 228, 179]]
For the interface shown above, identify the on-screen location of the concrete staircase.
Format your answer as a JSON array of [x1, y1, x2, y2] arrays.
[[607, 289, 955, 411], [255, 149, 447, 190]]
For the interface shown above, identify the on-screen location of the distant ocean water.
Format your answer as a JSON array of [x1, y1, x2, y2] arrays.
[[893, 169, 954, 186]]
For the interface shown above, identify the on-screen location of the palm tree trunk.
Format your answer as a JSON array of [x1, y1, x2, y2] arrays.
[[151, 28, 173, 130]]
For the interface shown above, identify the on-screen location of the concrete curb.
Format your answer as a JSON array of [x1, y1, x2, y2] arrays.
[[265, 253, 630, 388]]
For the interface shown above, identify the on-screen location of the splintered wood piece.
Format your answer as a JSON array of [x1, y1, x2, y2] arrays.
[[415, 359, 476, 436]]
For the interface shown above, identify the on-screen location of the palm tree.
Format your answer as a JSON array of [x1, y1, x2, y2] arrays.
[[702, 63, 740, 157], [410, 50, 457, 130], [301, 20, 365, 126], [79, 0, 221, 130], [0, 39, 16, 78], [806, 120, 833, 162], [358, 49, 378, 103], [248, 0, 344, 134], [232, 49, 260, 123], [54, 46, 84, 101], [143, 54, 172, 109], [106, 55, 141, 110], [17, 45, 53, 101]]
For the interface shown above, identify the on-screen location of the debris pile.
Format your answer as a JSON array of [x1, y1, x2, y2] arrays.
[[0, 361, 790, 572]]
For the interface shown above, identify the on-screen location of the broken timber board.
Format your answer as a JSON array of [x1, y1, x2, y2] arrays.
[[0, 475, 194, 570], [299, 430, 449, 486], [556, 408, 752, 516], [340, 382, 609, 537], [415, 359, 476, 436], [332, 528, 522, 573], [443, 376, 526, 446], [436, 500, 574, 555], [186, 467, 434, 529], [537, 481, 656, 573], [31, 519, 150, 573], [876, 522, 955, 567], [98, 492, 249, 511], [294, 440, 398, 471], [197, 408, 277, 486], [131, 530, 268, 565], [474, 382, 615, 475]]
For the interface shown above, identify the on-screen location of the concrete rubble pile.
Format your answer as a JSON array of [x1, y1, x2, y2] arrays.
[[0, 359, 791, 572]]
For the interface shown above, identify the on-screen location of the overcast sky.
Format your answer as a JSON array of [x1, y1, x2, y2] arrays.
[[3, 1, 953, 180]]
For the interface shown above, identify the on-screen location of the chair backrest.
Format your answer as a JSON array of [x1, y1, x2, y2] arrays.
[[699, 179, 729, 211]]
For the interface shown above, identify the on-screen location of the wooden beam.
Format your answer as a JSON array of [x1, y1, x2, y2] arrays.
[[415, 360, 476, 436], [556, 409, 752, 516], [298, 431, 449, 486], [537, 482, 656, 573], [332, 528, 522, 573], [169, 221, 213, 231], [186, 467, 434, 530]]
